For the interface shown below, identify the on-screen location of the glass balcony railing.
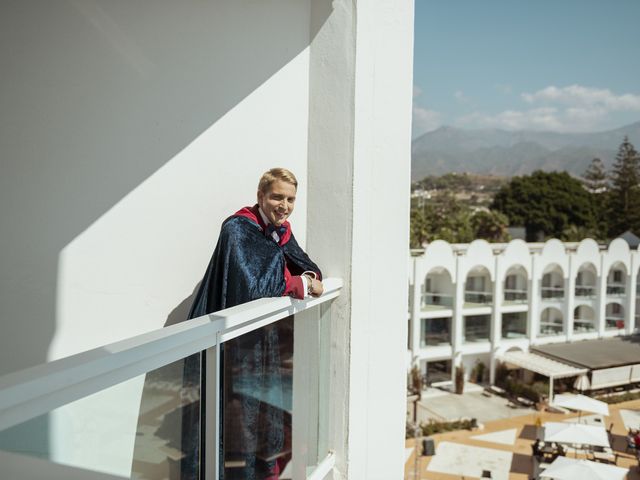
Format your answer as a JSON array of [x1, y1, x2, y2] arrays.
[[541, 287, 564, 299], [421, 292, 453, 308], [573, 318, 596, 333], [605, 316, 625, 330], [421, 317, 451, 347], [0, 278, 343, 480], [464, 291, 493, 305], [607, 284, 626, 296], [463, 315, 490, 343], [538, 320, 563, 336], [501, 312, 527, 339], [503, 289, 527, 303], [575, 285, 596, 298]]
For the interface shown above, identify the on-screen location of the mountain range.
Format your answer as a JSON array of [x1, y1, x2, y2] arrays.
[[411, 121, 640, 181]]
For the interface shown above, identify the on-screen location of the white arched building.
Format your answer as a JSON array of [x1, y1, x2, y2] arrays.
[[409, 238, 640, 388]]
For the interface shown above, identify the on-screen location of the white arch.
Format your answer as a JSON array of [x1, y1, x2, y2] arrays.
[[539, 306, 564, 336], [417, 240, 456, 284], [573, 305, 596, 333], [605, 301, 625, 330], [464, 265, 493, 305], [459, 239, 495, 281], [501, 239, 532, 279], [537, 239, 569, 282], [503, 264, 528, 304], [424, 267, 454, 308], [602, 238, 631, 276]]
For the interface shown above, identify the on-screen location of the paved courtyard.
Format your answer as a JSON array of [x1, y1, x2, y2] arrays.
[[412, 383, 531, 424], [405, 399, 640, 479]]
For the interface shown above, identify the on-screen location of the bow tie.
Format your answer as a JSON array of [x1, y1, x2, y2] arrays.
[[265, 224, 286, 238]]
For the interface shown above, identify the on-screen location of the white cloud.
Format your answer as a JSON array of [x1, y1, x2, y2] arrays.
[[412, 105, 442, 137], [411, 84, 442, 136], [454, 90, 468, 103], [456, 84, 640, 132], [522, 85, 640, 110], [458, 107, 566, 131]]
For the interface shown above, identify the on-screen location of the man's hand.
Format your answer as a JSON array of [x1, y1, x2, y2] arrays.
[[308, 277, 324, 297], [310, 278, 324, 297]]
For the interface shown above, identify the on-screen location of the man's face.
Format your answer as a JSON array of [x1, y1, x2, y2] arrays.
[[257, 179, 297, 226]]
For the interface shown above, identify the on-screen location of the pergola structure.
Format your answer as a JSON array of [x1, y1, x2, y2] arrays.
[[502, 351, 588, 402]]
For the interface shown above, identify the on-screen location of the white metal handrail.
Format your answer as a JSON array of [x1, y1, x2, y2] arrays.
[[0, 277, 343, 432]]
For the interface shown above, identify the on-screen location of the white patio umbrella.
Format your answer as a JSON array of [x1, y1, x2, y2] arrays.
[[539, 456, 627, 480], [542, 422, 610, 448], [552, 393, 609, 417], [573, 374, 591, 392]]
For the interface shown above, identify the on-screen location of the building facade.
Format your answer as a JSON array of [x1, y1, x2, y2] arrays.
[[409, 238, 640, 386]]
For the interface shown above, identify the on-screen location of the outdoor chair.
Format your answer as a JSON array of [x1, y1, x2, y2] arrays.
[[625, 436, 636, 454]]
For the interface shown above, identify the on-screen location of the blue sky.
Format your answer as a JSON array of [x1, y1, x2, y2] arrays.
[[412, 0, 640, 137]]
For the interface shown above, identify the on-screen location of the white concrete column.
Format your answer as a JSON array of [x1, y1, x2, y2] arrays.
[[566, 254, 576, 341], [597, 253, 607, 336], [411, 260, 423, 354], [452, 254, 465, 358], [306, 1, 414, 478], [529, 253, 540, 343], [491, 255, 503, 347], [629, 252, 638, 333], [626, 264, 636, 334]]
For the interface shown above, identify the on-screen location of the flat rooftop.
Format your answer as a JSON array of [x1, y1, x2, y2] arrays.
[[531, 335, 640, 370]]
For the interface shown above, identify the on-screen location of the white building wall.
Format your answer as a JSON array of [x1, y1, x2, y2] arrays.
[[307, 1, 414, 478], [410, 238, 640, 385], [0, 0, 314, 374]]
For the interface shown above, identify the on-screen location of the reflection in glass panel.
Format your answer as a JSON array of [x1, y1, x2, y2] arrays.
[[575, 266, 597, 298], [425, 359, 451, 386], [463, 315, 490, 343], [421, 317, 451, 346], [464, 271, 492, 305], [541, 268, 564, 299], [539, 307, 563, 336], [605, 302, 625, 330], [423, 269, 454, 308], [222, 317, 293, 479], [504, 268, 527, 304], [502, 312, 527, 339], [573, 305, 596, 333], [0, 356, 201, 480]]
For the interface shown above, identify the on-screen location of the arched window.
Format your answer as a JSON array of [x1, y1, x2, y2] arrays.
[[573, 305, 596, 333], [465, 266, 492, 306], [605, 302, 625, 330], [539, 307, 563, 336], [504, 265, 527, 304], [541, 264, 564, 300], [423, 267, 454, 309]]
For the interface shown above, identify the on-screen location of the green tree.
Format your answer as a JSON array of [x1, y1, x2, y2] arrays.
[[470, 210, 511, 242], [582, 158, 608, 193], [410, 195, 512, 245], [491, 170, 596, 241], [608, 137, 640, 236], [581, 158, 609, 238], [410, 206, 429, 248], [409, 193, 475, 245]]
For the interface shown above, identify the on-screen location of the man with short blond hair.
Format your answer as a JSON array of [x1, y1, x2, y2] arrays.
[[187, 168, 323, 479], [189, 167, 323, 316]]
